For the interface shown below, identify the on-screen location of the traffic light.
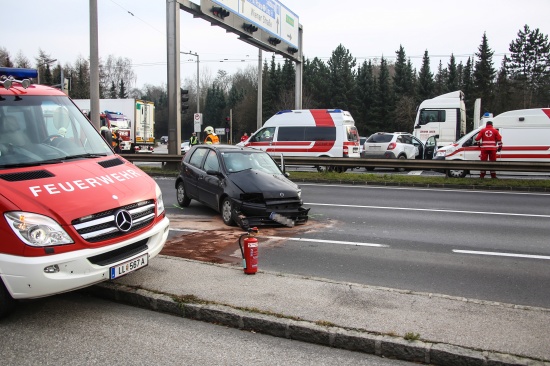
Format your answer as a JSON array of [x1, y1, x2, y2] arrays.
[[181, 88, 189, 113], [268, 37, 281, 46], [243, 23, 258, 33], [287, 47, 299, 54], [212, 6, 230, 19]]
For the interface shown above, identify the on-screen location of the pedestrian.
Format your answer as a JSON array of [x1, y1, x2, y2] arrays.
[[112, 127, 122, 153], [475, 120, 503, 178], [240, 132, 248, 142], [100, 125, 113, 147], [190, 132, 199, 146], [204, 126, 220, 144]]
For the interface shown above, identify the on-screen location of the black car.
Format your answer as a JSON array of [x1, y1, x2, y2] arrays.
[[175, 145, 310, 228]]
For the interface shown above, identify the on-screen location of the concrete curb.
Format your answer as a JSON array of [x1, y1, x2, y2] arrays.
[[87, 282, 549, 366]]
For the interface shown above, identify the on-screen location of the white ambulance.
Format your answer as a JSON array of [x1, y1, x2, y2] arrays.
[[242, 109, 360, 172], [434, 108, 550, 177]]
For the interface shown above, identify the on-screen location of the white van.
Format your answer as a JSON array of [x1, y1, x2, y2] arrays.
[[434, 108, 550, 177], [242, 109, 360, 172]]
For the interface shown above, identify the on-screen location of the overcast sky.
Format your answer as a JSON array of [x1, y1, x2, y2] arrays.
[[2, 0, 549, 89]]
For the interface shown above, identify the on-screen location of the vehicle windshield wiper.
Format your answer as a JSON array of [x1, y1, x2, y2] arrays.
[[41, 153, 109, 163]]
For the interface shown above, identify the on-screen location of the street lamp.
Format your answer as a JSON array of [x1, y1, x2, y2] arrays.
[[37, 58, 57, 85], [180, 51, 200, 113]]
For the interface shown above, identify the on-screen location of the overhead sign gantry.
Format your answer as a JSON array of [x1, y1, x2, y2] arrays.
[[165, 0, 302, 160]]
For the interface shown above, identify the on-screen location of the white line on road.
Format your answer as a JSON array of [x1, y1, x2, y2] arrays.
[[305, 202, 550, 218], [453, 249, 550, 260], [262, 236, 388, 247], [169, 229, 388, 248]]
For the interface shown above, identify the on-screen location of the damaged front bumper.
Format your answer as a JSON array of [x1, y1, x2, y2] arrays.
[[230, 198, 310, 229]]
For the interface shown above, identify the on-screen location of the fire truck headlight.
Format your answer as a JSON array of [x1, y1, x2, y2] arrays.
[[4, 212, 74, 247], [155, 183, 165, 216]]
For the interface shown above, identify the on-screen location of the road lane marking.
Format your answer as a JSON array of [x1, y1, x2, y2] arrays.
[[169, 229, 388, 248], [300, 183, 550, 196], [263, 236, 388, 247], [453, 249, 550, 260], [305, 202, 550, 218]]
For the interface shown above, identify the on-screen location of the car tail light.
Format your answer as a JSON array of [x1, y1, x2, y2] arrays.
[[387, 142, 396, 150], [343, 146, 349, 157]]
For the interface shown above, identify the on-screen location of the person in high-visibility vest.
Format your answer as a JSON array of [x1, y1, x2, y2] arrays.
[[189, 132, 199, 146], [204, 126, 219, 144]]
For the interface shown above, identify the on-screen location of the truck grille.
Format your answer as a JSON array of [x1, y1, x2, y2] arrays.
[[72, 200, 155, 243]]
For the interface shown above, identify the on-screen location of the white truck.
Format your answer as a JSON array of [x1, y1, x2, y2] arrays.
[[73, 98, 155, 153], [412, 91, 467, 148]]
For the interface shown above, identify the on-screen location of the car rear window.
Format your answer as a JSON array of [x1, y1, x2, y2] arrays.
[[367, 134, 393, 143]]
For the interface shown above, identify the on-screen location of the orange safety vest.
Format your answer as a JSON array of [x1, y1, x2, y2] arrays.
[[205, 134, 220, 144]]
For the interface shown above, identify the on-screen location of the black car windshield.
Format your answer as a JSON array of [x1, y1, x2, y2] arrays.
[[222, 151, 281, 174]]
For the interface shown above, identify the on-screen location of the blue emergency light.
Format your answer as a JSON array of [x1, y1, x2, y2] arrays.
[[0, 67, 38, 79], [0, 67, 37, 90]]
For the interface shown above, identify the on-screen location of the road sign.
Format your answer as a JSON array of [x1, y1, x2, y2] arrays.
[[215, 128, 225, 135], [194, 113, 202, 123]]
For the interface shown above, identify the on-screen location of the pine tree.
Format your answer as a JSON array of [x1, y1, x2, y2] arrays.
[[327, 44, 357, 111], [473, 32, 496, 113], [302, 57, 330, 109], [506, 24, 550, 108], [493, 57, 514, 114], [446, 54, 459, 92], [416, 50, 434, 103], [109, 81, 117, 99], [356, 60, 376, 135], [434, 60, 447, 95], [118, 79, 127, 98], [461, 57, 476, 131], [374, 57, 395, 131]]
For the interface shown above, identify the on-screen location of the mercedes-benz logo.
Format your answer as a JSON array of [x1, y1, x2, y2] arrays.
[[114, 210, 133, 232], [279, 192, 285, 197]]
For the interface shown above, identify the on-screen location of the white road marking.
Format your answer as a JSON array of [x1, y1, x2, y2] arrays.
[[453, 249, 550, 260], [262, 236, 388, 247], [305, 202, 550, 218]]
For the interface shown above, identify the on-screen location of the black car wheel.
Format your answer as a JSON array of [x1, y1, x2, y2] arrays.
[[0, 280, 15, 319], [176, 181, 191, 207], [447, 169, 467, 178], [395, 155, 408, 172], [221, 197, 235, 226]]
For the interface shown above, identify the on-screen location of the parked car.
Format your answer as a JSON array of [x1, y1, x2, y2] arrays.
[[362, 132, 426, 171], [180, 140, 190, 154], [160, 136, 168, 144], [175, 145, 310, 228]]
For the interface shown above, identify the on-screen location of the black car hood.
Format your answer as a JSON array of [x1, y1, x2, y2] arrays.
[[229, 170, 300, 199]]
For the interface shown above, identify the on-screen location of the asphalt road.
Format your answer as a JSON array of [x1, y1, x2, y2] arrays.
[[157, 178, 550, 308], [0, 291, 415, 366]]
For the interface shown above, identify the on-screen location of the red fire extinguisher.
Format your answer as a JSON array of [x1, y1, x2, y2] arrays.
[[238, 227, 259, 275]]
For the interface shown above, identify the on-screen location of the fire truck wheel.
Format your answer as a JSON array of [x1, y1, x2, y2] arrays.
[[0, 280, 15, 319], [176, 181, 191, 207], [221, 197, 236, 226]]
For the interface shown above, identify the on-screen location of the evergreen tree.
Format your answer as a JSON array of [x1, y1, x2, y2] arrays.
[[203, 85, 226, 129], [506, 24, 550, 108], [461, 57, 476, 131], [109, 81, 117, 99], [356, 60, 376, 135], [416, 50, 434, 103], [327, 44, 357, 111], [302, 57, 331, 109], [473, 32, 496, 114], [373, 57, 395, 131], [434, 60, 447, 95], [393, 45, 410, 98], [493, 57, 514, 114], [446, 54, 459, 92], [118, 79, 128, 98]]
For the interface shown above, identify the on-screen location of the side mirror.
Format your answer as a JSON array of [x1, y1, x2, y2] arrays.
[[414, 125, 421, 129], [206, 170, 223, 177]]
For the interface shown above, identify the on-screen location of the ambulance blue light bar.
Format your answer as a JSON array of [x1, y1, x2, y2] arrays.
[[0, 67, 38, 79]]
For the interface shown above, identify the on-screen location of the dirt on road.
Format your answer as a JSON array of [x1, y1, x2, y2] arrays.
[[160, 214, 330, 265]]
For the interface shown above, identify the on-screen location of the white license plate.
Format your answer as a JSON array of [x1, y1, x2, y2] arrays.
[[109, 253, 148, 280]]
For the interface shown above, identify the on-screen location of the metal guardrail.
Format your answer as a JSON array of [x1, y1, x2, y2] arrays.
[[120, 154, 550, 173]]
